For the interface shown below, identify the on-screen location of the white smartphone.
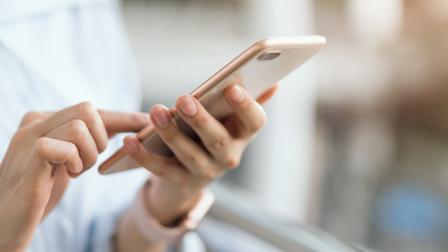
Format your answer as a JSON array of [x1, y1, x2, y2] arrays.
[[99, 36, 326, 174]]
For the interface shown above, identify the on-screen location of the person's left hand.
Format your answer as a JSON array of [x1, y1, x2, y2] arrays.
[[123, 84, 278, 225]]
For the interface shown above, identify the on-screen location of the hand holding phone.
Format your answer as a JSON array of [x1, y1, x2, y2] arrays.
[[120, 83, 279, 225], [100, 36, 326, 174]]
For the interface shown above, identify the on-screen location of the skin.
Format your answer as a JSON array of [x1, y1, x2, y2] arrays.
[[117, 84, 278, 251], [0, 84, 277, 252], [0, 102, 149, 252]]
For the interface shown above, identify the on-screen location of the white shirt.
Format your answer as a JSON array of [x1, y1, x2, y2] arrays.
[[0, 1, 149, 251]]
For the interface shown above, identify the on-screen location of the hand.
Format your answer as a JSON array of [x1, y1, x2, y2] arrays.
[[123, 84, 278, 225], [0, 102, 148, 252]]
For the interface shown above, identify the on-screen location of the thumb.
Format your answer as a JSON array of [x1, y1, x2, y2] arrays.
[[98, 110, 150, 137]]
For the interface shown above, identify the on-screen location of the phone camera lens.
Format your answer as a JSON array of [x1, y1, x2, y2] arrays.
[[257, 51, 281, 61]]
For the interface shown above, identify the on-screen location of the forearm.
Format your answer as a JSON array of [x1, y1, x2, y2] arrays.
[[147, 177, 203, 226], [116, 207, 165, 252], [115, 178, 202, 252]]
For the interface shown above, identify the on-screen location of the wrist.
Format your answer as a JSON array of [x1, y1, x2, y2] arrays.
[[124, 181, 214, 246], [146, 177, 203, 226]]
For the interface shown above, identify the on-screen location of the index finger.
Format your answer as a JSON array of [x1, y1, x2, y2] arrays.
[[98, 110, 150, 137], [19, 111, 53, 128], [27, 108, 149, 137], [33, 104, 148, 154]]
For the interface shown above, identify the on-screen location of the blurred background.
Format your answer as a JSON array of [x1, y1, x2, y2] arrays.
[[121, 0, 448, 251]]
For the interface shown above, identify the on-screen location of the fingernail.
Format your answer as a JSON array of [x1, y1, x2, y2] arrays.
[[125, 137, 139, 154], [229, 86, 245, 104], [179, 96, 197, 117], [152, 105, 170, 128]]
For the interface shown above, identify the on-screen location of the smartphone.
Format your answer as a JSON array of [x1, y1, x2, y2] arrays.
[[99, 36, 326, 174]]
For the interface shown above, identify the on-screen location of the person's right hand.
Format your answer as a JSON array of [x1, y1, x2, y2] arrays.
[[0, 102, 149, 252]]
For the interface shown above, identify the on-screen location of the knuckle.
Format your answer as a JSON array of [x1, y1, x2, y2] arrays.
[[67, 143, 78, 156], [209, 136, 228, 151], [250, 113, 267, 132], [224, 154, 240, 169], [184, 153, 199, 165], [184, 152, 208, 169], [21, 111, 44, 125], [192, 114, 208, 128], [201, 169, 216, 181], [69, 119, 88, 137], [34, 137, 51, 157], [77, 102, 97, 120], [84, 154, 98, 169], [23, 111, 42, 121], [63, 143, 78, 160], [162, 134, 176, 144], [77, 101, 94, 113]]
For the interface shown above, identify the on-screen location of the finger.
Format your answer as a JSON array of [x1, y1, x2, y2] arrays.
[[149, 105, 215, 177], [34, 102, 108, 152], [30, 137, 83, 181], [98, 110, 149, 136], [256, 83, 279, 104], [46, 119, 99, 172], [123, 136, 187, 182], [224, 85, 267, 138], [43, 164, 71, 218], [19, 111, 52, 128], [176, 95, 240, 168]]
